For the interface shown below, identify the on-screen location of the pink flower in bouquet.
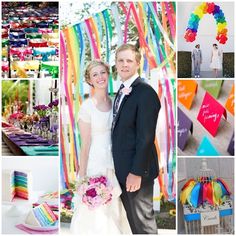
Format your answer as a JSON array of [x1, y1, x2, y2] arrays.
[[86, 188, 97, 198], [77, 175, 113, 210]]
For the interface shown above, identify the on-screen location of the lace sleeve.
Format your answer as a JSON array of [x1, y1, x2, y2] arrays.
[[78, 99, 91, 123]]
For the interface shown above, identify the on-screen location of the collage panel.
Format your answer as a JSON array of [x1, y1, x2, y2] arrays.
[[177, 2, 234, 79], [60, 1, 176, 235], [178, 158, 234, 234], [177, 79, 234, 156], [2, 1, 59, 79], [2, 157, 59, 234], [2, 80, 59, 156]]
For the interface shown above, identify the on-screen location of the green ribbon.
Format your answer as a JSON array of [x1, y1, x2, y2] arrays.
[[102, 9, 113, 96], [51, 24, 59, 30], [26, 33, 42, 39], [41, 63, 58, 78], [2, 39, 9, 47]]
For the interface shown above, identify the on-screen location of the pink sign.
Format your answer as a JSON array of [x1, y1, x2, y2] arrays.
[[197, 92, 227, 137]]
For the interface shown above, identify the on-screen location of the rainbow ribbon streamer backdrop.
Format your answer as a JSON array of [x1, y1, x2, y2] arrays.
[[60, 2, 176, 202]]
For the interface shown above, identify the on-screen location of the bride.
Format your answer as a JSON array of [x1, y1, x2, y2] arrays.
[[70, 60, 131, 234]]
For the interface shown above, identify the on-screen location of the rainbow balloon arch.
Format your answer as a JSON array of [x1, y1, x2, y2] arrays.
[[184, 2, 228, 44], [60, 2, 176, 202]]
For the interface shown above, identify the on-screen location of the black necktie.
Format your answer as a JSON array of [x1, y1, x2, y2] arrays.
[[112, 84, 124, 129]]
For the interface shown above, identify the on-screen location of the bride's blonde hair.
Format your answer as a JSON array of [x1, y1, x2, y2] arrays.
[[84, 60, 110, 87]]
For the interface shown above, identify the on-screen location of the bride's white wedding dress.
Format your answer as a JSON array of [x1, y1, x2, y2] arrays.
[[70, 98, 131, 234]]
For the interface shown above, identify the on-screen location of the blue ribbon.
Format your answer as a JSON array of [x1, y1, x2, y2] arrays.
[[9, 32, 25, 39], [9, 38, 28, 47], [24, 27, 39, 33], [33, 48, 56, 61], [36, 22, 49, 28], [74, 23, 85, 100], [110, 4, 123, 46], [184, 209, 233, 222]]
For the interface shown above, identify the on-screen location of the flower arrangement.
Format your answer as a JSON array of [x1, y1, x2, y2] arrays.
[[33, 104, 49, 118], [77, 175, 113, 210], [8, 112, 25, 121], [22, 114, 33, 124], [48, 99, 59, 111]]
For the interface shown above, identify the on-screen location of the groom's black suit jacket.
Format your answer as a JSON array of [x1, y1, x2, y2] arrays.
[[111, 78, 161, 185]]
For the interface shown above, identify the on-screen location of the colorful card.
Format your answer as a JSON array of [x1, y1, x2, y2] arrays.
[[178, 80, 198, 110], [201, 80, 223, 99], [196, 136, 220, 156], [227, 133, 234, 156], [177, 107, 193, 151], [197, 92, 227, 137], [225, 85, 234, 116]]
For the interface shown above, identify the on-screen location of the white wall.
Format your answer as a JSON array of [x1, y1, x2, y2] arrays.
[[178, 2, 234, 71], [34, 80, 54, 105], [2, 157, 59, 192]]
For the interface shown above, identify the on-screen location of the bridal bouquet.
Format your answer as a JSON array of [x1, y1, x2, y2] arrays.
[[77, 175, 113, 210]]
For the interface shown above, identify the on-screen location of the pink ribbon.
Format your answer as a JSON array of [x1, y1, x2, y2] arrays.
[[10, 47, 33, 61], [85, 19, 99, 59], [38, 28, 53, 34]]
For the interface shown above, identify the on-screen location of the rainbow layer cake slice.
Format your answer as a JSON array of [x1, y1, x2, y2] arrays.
[[2, 170, 32, 202], [25, 203, 58, 227]]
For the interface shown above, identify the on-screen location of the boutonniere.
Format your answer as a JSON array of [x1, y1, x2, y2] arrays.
[[121, 87, 132, 96]]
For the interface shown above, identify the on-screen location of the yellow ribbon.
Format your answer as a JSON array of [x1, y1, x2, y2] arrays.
[[47, 39, 59, 47], [42, 33, 59, 40], [157, 50, 175, 71], [153, 192, 163, 201], [180, 180, 196, 205], [11, 61, 40, 78], [2, 47, 8, 58]]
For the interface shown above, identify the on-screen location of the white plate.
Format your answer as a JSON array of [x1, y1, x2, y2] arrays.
[[22, 223, 58, 231]]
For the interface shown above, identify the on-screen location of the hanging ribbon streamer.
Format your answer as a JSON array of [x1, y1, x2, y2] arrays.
[[74, 23, 85, 100], [85, 19, 100, 59], [147, 2, 175, 50], [130, 2, 157, 69], [62, 28, 77, 181], [102, 9, 114, 96], [110, 4, 123, 47], [60, 32, 70, 188], [123, 4, 132, 44]]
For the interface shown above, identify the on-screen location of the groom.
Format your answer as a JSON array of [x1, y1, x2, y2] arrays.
[[111, 44, 161, 234]]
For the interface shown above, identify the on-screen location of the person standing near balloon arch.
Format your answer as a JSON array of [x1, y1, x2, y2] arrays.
[[210, 43, 222, 78], [192, 44, 202, 78]]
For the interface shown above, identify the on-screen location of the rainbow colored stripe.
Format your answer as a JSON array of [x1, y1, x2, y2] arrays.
[[33, 203, 58, 227], [14, 171, 29, 199]]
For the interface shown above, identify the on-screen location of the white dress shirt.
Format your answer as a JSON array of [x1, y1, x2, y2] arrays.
[[117, 73, 139, 109]]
